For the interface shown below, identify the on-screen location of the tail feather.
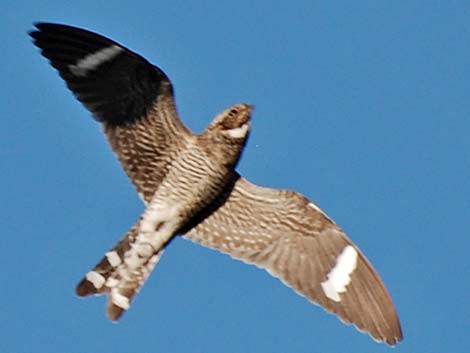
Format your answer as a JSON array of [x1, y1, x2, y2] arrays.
[[76, 222, 164, 321]]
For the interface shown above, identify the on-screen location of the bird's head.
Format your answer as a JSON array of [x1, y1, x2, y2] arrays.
[[207, 103, 252, 138], [199, 103, 253, 169]]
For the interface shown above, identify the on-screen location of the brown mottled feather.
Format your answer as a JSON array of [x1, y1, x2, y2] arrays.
[[184, 175, 403, 345], [103, 92, 193, 202]]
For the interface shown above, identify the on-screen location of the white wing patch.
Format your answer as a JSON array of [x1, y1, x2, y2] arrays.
[[321, 245, 358, 302], [69, 45, 123, 77]]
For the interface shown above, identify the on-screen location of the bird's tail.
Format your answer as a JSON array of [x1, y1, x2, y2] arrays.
[[76, 222, 163, 321]]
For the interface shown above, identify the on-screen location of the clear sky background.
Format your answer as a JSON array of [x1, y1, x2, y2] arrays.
[[1, 1, 469, 353]]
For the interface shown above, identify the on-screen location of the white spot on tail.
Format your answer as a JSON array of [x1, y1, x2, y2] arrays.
[[69, 45, 123, 76], [225, 123, 249, 138], [111, 291, 130, 310], [106, 251, 122, 267], [86, 271, 106, 289], [321, 245, 358, 302]]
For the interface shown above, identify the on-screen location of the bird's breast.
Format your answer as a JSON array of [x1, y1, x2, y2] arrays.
[[148, 143, 236, 227]]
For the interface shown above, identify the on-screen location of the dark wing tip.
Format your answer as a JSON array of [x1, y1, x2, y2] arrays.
[[29, 22, 52, 35], [29, 21, 172, 126], [385, 316, 403, 345], [31, 22, 62, 32], [395, 327, 404, 344], [388, 330, 403, 346]]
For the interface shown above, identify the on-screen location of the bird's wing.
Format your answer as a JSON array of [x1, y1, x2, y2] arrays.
[[183, 174, 403, 345], [30, 23, 192, 200]]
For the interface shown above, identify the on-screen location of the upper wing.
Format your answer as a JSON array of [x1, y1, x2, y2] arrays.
[[30, 23, 192, 201], [183, 175, 403, 345]]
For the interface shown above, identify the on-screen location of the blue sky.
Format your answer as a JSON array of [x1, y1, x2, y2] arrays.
[[1, 1, 469, 352]]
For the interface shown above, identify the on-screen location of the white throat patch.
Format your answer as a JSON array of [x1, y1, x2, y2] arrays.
[[321, 245, 358, 302], [224, 123, 249, 138]]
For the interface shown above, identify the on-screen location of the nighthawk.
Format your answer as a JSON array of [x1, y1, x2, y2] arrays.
[[30, 23, 403, 345]]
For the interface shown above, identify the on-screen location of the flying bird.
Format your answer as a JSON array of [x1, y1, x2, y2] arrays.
[[30, 23, 402, 345]]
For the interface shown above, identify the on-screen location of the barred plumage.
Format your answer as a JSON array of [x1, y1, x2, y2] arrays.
[[30, 22, 402, 345]]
